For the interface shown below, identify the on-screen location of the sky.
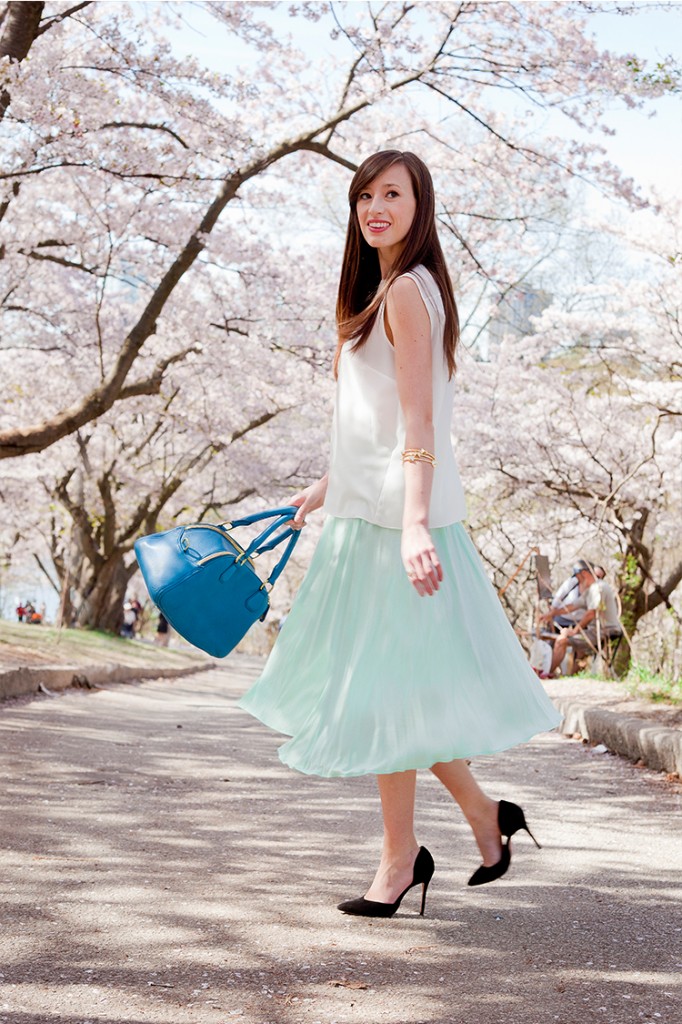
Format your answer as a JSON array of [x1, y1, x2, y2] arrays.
[[580, 1, 682, 198]]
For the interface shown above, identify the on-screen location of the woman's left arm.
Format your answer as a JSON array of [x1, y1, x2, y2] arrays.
[[386, 276, 443, 598]]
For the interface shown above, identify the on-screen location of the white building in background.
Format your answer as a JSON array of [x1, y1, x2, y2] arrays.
[[485, 287, 552, 360]]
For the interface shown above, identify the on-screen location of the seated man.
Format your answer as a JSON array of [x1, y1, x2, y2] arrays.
[[549, 566, 622, 675], [540, 559, 605, 631]]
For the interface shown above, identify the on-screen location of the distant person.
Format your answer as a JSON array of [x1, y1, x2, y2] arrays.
[[549, 566, 622, 675], [155, 612, 170, 647], [122, 597, 143, 638], [541, 559, 605, 631], [121, 602, 136, 639], [24, 601, 40, 624], [15, 601, 25, 623]]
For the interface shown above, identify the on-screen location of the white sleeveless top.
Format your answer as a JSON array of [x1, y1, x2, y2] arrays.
[[324, 265, 467, 529]]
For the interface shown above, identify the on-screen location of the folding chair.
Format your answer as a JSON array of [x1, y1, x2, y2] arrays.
[[566, 588, 624, 678], [589, 589, 625, 677]]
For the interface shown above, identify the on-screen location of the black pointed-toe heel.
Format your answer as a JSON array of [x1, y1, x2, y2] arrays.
[[337, 846, 435, 918], [467, 800, 541, 887], [499, 799, 542, 849]]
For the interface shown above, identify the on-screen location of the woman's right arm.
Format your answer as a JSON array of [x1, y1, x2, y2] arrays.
[[290, 473, 328, 529]]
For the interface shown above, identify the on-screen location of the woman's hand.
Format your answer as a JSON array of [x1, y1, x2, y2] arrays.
[[401, 522, 443, 597], [290, 474, 328, 530]]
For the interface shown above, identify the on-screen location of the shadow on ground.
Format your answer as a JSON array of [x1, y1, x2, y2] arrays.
[[0, 661, 679, 1024]]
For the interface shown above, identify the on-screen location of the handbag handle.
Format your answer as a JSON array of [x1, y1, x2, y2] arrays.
[[219, 505, 301, 590], [265, 528, 300, 589], [239, 509, 298, 562], [227, 506, 298, 530], [256, 525, 297, 556]]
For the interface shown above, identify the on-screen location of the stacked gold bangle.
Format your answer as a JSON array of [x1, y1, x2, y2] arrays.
[[402, 447, 436, 467]]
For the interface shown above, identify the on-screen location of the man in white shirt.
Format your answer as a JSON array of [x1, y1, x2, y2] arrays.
[[541, 560, 605, 630], [548, 563, 622, 674]]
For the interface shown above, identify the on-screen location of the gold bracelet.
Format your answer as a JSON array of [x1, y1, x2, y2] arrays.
[[402, 447, 436, 467]]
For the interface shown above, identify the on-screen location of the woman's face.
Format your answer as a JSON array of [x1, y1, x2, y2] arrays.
[[356, 163, 417, 267]]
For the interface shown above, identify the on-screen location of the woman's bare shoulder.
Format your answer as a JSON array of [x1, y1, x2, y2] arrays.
[[385, 274, 430, 334], [386, 274, 423, 307]]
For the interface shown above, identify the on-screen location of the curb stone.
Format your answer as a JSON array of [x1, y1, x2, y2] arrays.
[[0, 660, 213, 701], [553, 696, 682, 776]]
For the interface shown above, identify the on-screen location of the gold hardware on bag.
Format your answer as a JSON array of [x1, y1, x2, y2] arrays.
[[184, 524, 255, 570], [197, 551, 234, 567], [185, 523, 229, 536]]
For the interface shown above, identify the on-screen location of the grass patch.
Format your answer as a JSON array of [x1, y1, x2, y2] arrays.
[[623, 663, 682, 706], [0, 620, 208, 668], [563, 662, 681, 707]]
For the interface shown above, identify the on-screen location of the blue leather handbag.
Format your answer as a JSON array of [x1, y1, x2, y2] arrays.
[[133, 506, 300, 658]]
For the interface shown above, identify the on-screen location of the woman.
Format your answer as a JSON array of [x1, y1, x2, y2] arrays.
[[238, 150, 561, 917]]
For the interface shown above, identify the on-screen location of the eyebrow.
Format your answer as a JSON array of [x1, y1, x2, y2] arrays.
[[362, 183, 401, 191]]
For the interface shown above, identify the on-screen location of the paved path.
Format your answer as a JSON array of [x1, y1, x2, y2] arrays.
[[0, 659, 680, 1024]]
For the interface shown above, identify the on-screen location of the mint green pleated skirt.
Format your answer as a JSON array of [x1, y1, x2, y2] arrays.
[[237, 517, 561, 777]]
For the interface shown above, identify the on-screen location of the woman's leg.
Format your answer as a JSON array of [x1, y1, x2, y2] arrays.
[[430, 759, 502, 866], [363, 770, 420, 903]]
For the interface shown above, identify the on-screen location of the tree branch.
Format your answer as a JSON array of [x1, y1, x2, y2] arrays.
[[96, 120, 190, 149], [117, 345, 202, 399], [18, 248, 98, 274], [297, 140, 357, 171], [97, 470, 117, 558], [36, 2, 91, 37], [0, 180, 20, 233], [32, 552, 60, 594], [229, 408, 282, 444], [640, 559, 682, 616], [53, 472, 102, 569]]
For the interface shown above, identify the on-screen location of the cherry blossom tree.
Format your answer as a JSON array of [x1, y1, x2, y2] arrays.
[[1, 0, 679, 641], [20, 249, 334, 630], [1, 0, 667, 457], [456, 211, 681, 675]]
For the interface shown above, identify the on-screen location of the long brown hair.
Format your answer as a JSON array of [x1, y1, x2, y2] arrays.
[[334, 150, 459, 378]]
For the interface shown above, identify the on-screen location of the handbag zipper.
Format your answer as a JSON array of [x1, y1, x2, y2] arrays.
[[195, 550, 257, 569], [183, 524, 255, 569]]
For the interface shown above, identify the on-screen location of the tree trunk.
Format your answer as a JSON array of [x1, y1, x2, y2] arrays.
[[613, 504, 682, 676], [0, 1, 44, 59], [74, 554, 136, 632], [0, 2, 44, 121], [46, 522, 138, 633], [614, 553, 640, 676], [55, 567, 74, 629]]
